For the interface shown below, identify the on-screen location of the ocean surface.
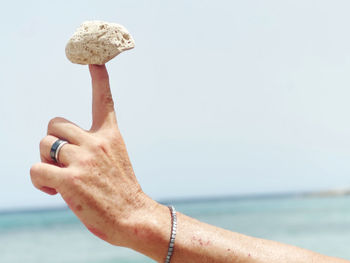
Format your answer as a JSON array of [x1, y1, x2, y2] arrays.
[[0, 195, 349, 263]]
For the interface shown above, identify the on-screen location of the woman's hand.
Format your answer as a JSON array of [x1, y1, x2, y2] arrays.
[[30, 65, 350, 263], [30, 65, 162, 248]]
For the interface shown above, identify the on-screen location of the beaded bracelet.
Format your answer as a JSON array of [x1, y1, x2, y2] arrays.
[[165, 206, 177, 263]]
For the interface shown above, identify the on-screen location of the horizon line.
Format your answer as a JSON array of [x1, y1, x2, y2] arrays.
[[0, 191, 306, 215], [1, 189, 348, 215]]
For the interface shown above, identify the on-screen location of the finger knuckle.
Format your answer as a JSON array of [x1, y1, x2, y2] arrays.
[[39, 137, 48, 152], [93, 138, 109, 154], [98, 92, 114, 110], [47, 117, 64, 131], [64, 171, 82, 187], [76, 154, 96, 168], [47, 118, 57, 131], [29, 163, 41, 184], [104, 94, 114, 108], [30, 163, 40, 176]]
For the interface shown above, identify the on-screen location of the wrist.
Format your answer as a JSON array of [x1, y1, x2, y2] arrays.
[[122, 195, 172, 262]]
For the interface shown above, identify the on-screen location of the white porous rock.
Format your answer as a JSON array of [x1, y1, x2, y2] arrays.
[[65, 21, 135, 65]]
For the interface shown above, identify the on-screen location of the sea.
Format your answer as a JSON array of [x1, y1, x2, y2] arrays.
[[0, 195, 349, 263]]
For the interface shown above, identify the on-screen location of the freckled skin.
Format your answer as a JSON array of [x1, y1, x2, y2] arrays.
[[64, 196, 75, 209], [191, 236, 211, 247], [30, 65, 350, 263], [76, 204, 83, 211]]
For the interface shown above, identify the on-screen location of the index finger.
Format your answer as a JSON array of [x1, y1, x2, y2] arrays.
[[89, 64, 117, 131]]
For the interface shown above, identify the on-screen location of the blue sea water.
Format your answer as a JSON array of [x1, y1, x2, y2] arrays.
[[0, 195, 349, 263]]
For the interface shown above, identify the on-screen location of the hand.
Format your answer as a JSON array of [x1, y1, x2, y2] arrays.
[[30, 65, 160, 248], [30, 65, 350, 263]]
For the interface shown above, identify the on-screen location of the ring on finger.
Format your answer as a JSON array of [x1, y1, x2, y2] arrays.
[[50, 139, 68, 163]]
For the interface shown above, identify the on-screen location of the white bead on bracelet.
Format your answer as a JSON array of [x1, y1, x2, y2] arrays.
[[165, 206, 177, 263]]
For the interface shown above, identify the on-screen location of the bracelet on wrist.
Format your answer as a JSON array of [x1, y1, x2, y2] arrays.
[[165, 205, 177, 263]]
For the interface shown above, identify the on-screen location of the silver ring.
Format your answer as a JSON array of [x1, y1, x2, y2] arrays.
[[50, 139, 68, 163]]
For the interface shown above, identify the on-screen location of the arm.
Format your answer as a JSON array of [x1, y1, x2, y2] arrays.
[[129, 200, 349, 263], [30, 65, 350, 263]]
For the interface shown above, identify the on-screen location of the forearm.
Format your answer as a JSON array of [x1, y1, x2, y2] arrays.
[[31, 65, 348, 263], [126, 198, 349, 263]]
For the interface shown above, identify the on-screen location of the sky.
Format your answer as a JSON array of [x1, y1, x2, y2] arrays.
[[1, 0, 350, 210]]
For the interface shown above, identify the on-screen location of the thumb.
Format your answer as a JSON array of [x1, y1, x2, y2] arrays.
[[89, 64, 117, 131]]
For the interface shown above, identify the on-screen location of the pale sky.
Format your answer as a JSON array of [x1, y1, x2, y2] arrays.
[[1, 0, 350, 210]]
